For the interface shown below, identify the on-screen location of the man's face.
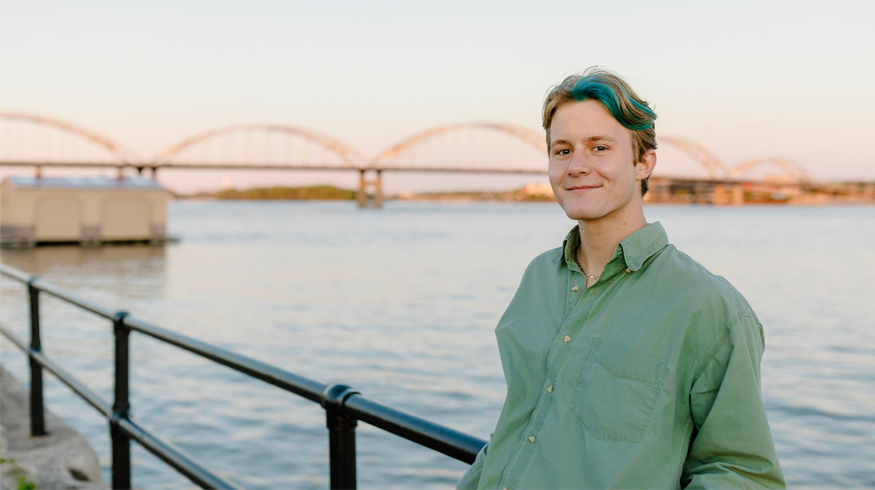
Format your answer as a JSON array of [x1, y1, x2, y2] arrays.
[[548, 99, 654, 222]]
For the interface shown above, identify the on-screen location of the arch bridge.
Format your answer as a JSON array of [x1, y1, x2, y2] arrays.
[[0, 112, 814, 207], [729, 157, 811, 183], [0, 112, 140, 177]]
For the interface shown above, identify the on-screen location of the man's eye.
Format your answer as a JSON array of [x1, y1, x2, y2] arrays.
[[556, 149, 571, 155], [593, 145, 608, 152]]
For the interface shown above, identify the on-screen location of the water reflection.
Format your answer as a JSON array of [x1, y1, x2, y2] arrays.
[[1, 245, 168, 306]]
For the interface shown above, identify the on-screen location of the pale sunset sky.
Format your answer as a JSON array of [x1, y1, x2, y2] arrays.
[[1, 1, 872, 193]]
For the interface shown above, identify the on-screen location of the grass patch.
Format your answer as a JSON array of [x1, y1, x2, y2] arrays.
[[17, 475, 35, 490]]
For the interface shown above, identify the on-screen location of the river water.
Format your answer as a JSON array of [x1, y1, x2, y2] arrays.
[[1, 201, 873, 488]]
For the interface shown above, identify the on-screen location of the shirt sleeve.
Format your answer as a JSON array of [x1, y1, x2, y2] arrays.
[[455, 440, 488, 490], [682, 314, 785, 488]]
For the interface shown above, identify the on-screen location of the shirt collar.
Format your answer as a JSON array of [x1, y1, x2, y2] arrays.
[[557, 222, 669, 272]]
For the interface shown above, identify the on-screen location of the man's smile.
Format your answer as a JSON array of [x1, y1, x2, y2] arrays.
[[566, 184, 602, 192]]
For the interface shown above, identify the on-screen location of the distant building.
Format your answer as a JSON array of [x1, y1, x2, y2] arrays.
[[0, 176, 171, 246]]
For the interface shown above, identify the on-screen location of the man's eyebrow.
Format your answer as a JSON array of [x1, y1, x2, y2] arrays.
[[550, 135, 618, 148], [550, 138, 573, 149], [585, 135, 618, 143]]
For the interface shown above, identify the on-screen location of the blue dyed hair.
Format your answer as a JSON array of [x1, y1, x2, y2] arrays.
[[570, 75, 656, 131], [542, 68, 658, 195]]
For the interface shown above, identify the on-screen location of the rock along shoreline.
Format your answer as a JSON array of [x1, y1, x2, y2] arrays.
[[0, 365, 106, 489]]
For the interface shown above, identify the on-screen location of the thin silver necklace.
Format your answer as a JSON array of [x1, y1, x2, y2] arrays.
[[576, 244, 600, 281]]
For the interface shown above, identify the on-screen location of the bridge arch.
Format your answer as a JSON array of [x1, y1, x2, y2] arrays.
[[656, 136, 727, 179], [371, 122, 548, 173], [155, 124, 365, 170], [0, 112, 139, 165], [729, 157, 812, 182]]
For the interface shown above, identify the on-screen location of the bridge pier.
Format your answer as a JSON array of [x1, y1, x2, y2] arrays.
[[732, 185, 744, 206], [357, 169, 383, 209], [712, 184, 728, 205], [712, 183, 745, 206]]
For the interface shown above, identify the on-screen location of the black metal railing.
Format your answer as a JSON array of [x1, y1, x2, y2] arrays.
[[0, 264, 486, 489]]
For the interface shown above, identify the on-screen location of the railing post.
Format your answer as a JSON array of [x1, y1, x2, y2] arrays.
[[321, 384, 359, 490], [111, 311, 131, 490], [27, 279, 46, 437]]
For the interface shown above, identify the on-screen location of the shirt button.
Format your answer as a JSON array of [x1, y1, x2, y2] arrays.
[[571, 285, 579, 292], [528, 435, 536, 443], [563, 335, 571, 343], [625, 268, 632, 274], [547, 385, 554, 393]]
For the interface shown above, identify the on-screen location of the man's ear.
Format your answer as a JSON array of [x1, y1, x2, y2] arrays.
[[636, 149, 657, 180]]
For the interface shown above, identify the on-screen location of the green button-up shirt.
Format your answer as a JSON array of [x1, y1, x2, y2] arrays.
[[457, 222, 784, 489]]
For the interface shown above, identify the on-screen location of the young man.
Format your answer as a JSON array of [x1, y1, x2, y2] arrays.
[[456, 69, 784, 489]]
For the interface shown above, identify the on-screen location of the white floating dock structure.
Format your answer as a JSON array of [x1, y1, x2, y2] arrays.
[[0, 176, 171, 246]]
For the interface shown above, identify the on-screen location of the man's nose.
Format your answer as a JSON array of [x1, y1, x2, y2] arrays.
[[567, 150, 591, 175]]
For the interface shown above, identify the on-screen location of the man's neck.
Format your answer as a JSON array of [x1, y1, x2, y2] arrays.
[[577, 205, 647, 279]]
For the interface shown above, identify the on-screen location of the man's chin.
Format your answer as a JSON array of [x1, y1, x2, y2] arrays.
[[563, 207, 607, 222]]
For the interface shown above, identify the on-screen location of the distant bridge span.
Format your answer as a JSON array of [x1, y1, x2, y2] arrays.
[[1, 112, 816, 206], [130, 121, 552, 175], [729, 157, 812, 182], [371, 122, 547, 174], [0, 112, 140, 168], [0, 113, 732, 177], [657, 136, 726, 179], [156, 124, 366, 170]]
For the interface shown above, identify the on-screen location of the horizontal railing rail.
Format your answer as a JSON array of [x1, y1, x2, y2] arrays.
[[0, 263, 486, 489], [0, 326, 113, 417], [120, 315, 327, 404]]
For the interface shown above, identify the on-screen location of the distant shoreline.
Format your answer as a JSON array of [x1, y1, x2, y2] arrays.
[[174, 197, 874, 206], [176, 184, 557, 203], [175, 183, 874, 205]]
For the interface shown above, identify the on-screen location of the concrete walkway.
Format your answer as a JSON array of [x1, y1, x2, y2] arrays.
[[0, 365, 106, 489]]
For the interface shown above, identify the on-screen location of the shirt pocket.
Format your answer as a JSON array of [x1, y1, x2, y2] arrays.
[[568, 337, 670, 443]]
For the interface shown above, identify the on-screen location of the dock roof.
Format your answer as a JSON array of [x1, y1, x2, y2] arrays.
[[4, 176, 165, 190]]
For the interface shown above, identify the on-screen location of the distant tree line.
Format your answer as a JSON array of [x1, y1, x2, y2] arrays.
[[217, 186, 356, 200]]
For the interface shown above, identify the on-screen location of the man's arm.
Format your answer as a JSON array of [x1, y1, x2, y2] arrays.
[[455, 440, 488, 490], [682, 315, 785, 488]]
